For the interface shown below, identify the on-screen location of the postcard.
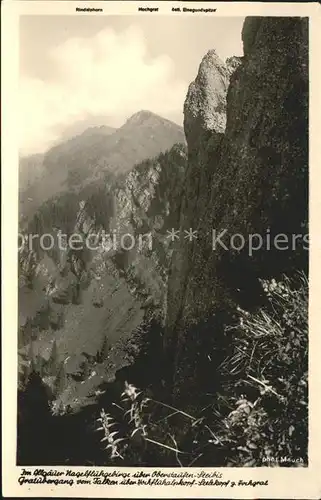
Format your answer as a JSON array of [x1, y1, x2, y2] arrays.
[[2, 1, 321, 497]]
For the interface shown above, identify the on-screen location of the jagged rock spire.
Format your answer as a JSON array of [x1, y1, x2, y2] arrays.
[[183, 49, 230, 150]]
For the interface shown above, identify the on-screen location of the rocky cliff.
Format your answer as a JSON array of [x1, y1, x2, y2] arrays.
[[184, 50, 242, 152], [165, 17, 309, 404], [18, 143, 187, 412]]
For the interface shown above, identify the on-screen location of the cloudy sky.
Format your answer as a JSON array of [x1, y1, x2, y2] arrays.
[[20, 16, 244, 155]]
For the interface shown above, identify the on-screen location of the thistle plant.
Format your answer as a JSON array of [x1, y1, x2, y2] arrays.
[[96, 409, 124, 460], [97, 382, 189, 464], [121, 381, 149, 439]]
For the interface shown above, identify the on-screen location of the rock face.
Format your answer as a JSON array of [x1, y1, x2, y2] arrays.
[[18, 143, 187, 411], [184, 50, 230, 152], [165, 17, 309, 404], [110, 144, 187, 317]]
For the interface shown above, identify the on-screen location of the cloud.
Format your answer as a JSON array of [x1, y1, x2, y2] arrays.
[[19, 25, 188, 155]]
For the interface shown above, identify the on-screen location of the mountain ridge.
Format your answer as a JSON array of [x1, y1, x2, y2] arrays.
[[19, 110, 186, 224]]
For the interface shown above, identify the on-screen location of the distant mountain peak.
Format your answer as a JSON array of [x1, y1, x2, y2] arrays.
[[19, 109, 186, 222], [126, 110, 158, 123], [123, 110, 180, 129]]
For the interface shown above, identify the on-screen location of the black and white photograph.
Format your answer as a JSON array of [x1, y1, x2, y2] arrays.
[[15, 8, 309, 472]]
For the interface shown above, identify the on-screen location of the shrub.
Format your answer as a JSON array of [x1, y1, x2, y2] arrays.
[[215, 272, 308, 466]]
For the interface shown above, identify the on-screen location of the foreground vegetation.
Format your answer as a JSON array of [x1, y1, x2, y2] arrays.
[[18, 273, 308, 466]]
